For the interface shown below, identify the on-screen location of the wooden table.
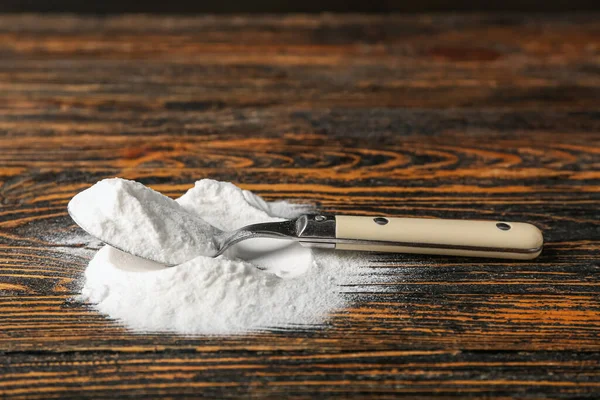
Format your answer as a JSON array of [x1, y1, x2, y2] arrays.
[[1, 14, 599, 399]]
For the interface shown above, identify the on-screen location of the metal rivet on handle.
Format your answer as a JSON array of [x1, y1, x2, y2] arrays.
[[496, 222, 511, 231], [315, 215, 327, 221], [373, 217, 389, 225]]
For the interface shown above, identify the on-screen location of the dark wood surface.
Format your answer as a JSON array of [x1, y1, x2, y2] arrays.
[[0, 14, 599, 399], [3, 0, 600, 13]]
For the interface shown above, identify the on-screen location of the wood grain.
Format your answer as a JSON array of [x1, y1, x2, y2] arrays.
[[0, 13, 599, 399]]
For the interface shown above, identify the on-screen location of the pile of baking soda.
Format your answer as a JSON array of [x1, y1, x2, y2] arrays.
[[71, 178, 394, 335]]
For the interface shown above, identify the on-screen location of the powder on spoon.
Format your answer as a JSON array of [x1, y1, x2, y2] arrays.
[[68, 178, 219, 264], [76, 178, 390, 334]]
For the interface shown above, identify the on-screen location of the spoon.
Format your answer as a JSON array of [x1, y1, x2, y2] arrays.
[[69, 209, 544, 266]]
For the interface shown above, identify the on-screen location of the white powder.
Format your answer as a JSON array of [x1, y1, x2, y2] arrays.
[[69, 178, 218, 264], [77, 178, 391, 334], [82, 246, 350, 334]]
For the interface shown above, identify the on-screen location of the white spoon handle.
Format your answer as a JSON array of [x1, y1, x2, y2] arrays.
[[334, 215, 543, 260]]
